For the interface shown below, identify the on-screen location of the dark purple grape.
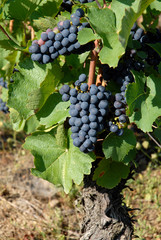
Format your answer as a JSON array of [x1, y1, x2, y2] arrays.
[[88, 129, 97, 137], [48, 31, 55, 40], [97, 92, 104, 100], [49, 46, 55, 54], [55, 33, 63, 41], [29, 44, 39, 53], [80, 110, 88, 117], [99, 109, 107, 117], [41, 32, 48, 41], [51, 52, 59, 59], [90, 95, 98, 104], [70, 88, 77, 97], [69, 25, 78, 34], [69, 117, 76, 126], [114, 101, 122, 109], [115, 93, 123, 101], [69, 109, 79, 117], [62, 29, 70, 38], [42, 54, 50, 64], [79, 74, 87, 83], [57, 21, 64, 31], [82, 115, 89, 124], [54, 41, 61, 50], [90, 122, 98, 129], [70, 96, 78, 104], [117, 128, 124, 136], [110, 124, 119, 133], [80, 83, 88, 92], [75, 103, 81, 111], [71, 126, 79, 133], [83, 139, 92, 148], [79, 144, 87, 153], [119, 114, 127, 123], [59, 47, 67, 55], [72, 16, 80, 26], [98, 85, 105, 92], [74, 41, 81, 49], [90, 137, 97, 143], [90, 108, 98, 115], [61, 38, 69, 47], [81, 124, 90, 132], [81, 93, 90, 102], [40, 45, 48, 53], [62, 84, 70, 93], [115, 109, 121, 116], [98, 100, 108, 109], [89, 114, 97, 122], [71, 133, 78, 139], [81, 102, 89, 110], [62, 93, 70, 101], [68, 33, 77, 43], [75, 118, 83, 127], [90, 84, 98, 95], [45, 40, 53, 47], [73, 138, 82, 147], [63, 20, 71, 29], [67, 44, 75, 52], [133, 28, 144, 40], [75, 8, 84, 18]]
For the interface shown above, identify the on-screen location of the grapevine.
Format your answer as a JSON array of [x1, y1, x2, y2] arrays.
[[0, 0, 161, 239]]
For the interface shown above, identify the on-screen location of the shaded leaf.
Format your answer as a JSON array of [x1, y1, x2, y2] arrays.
[[103, 129, 136, 162], [93, 158, 130, 189]]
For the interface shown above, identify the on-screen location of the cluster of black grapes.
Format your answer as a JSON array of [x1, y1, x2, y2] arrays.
[[130, 24, 161, 68], [62, 0, 94, 7], [29, 8, 92, 64], [102, 62, 136, 135], [0, 77, 8, 88], [59, 74, 111, 153], [0, 77, 9, 114], [112, 71, 134, 132]]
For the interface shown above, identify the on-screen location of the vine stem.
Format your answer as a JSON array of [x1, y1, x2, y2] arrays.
[[88, 40, 99, 87], [9, 20, 14, 33], [0, 25, 12, 40], [95, 0, 102, 9], [147, 132, 161, 149]]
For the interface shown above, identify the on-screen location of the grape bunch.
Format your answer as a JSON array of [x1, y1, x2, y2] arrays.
[[62, 0, 94, 8], [0, 77, 8, 88], [59, 74, 111, 153], [130, 24, 161, 69], [112, 71, 134, 133], [0, 99, 9, 114], [76, 0, 94, 3], [29, 8, 92, 64], [0, 77, 11, 114]]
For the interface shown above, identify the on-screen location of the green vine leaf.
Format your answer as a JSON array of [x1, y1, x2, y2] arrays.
[[8, 59, 63, 121], [126, 72, 161, 132], [93, 158, 130, 189], [88, 7, 124, 67], [3, 0, 41, 21], [77, 28, 99, 45], [35, 93, 70, 128], [23, 129, 96, 193], [103, 129, 136, 162]]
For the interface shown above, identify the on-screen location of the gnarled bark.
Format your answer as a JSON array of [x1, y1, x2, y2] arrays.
[[80, 175, 133, 240]]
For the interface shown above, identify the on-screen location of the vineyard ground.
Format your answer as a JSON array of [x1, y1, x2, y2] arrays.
[[0, 113, 160, 240]]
